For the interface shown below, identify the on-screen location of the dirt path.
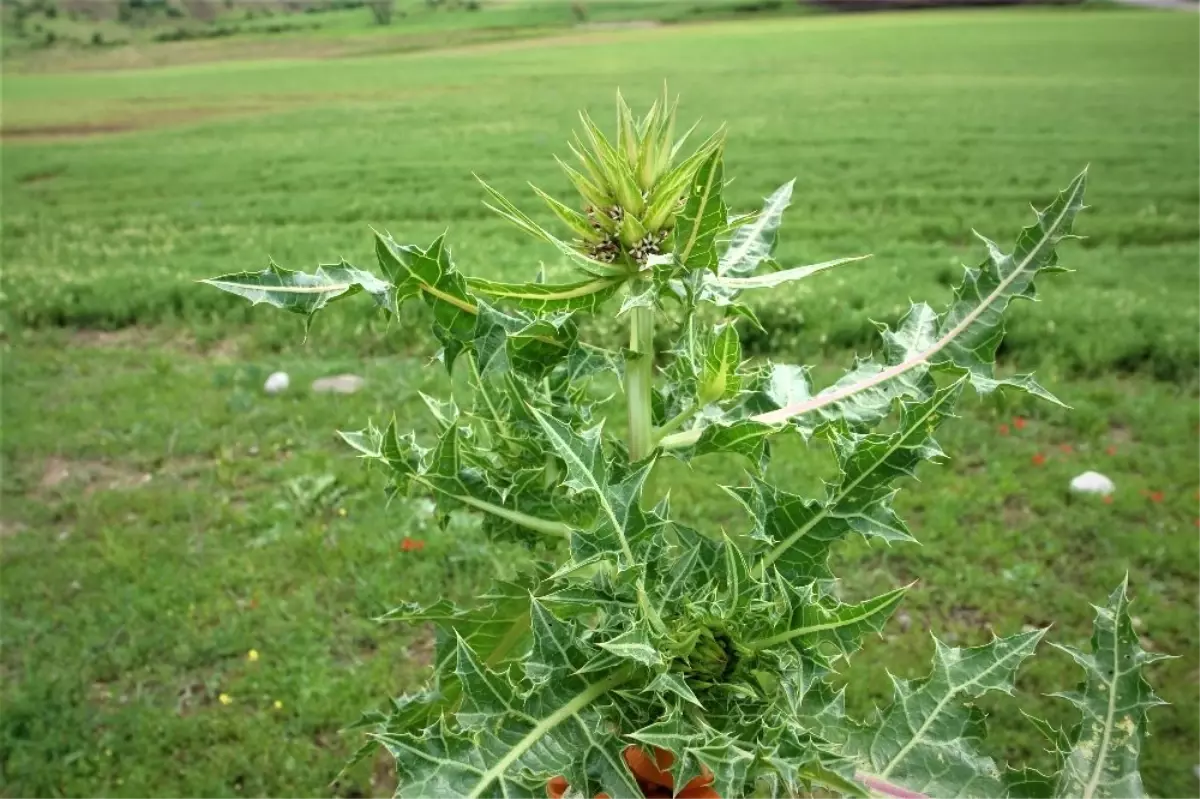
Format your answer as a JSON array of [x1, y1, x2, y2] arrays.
[[1110, 0, 1196, 9]]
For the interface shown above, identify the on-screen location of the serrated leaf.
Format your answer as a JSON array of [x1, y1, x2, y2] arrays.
[[699, 322, 743, 404], [375, 232, 478, 369], [599, 627, 664, 667], [381, 655, 638, 799], [746, 583, 910, 658], [346, 418, 572, 542], [467, 275, 623, 313], [662, 170, 1088, 446], [844, 629, 1046, 798], [719, 180, 794, 278], [201, 260, 390, 329], [645, 672, 705, 708], [473, 301, 574, 379], [527, 408, 655, 567], [935, 172, 1087, 399], [750, 380, 963, 580], [713, 254, 871, 290], [669, 419, 778, 474], [675, 145, 727, 273], [1047, 579, 1169, 799]]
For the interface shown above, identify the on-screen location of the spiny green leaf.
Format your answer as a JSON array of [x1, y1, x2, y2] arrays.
[[935, 170, 1087, 401], [683, 418, 777, 473], [375, 232, 478, 369], [746, 583, 911, 658], [751, 380, 963, 580], [675, 144, 727, 273], [467, 275, 624, 313], [341, 418, 572, 542], [1046, 578, 1170, 799], [381, 646, 637, 798], [843, 629, 1047, 799], [699, 322, 743, 404], [713, 254, 871, 290], [599, 626, 664, 667], [662, 170, 1088, 446], [719, 180, 794, 278], [473, 301, 574, 379], [201, 260, 390, 329]]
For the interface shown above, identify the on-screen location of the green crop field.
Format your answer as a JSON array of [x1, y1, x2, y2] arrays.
[[2, 7, 1198, 798]]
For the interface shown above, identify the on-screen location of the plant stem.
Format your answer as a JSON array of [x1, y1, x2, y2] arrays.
[[625, 296, 656, 462], [654, 403, 696, 441]]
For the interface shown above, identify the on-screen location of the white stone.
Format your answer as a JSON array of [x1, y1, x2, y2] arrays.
[[1069, 471, 1115, 496], [264, 371, 290, 395], [311, 374, 365, 394]]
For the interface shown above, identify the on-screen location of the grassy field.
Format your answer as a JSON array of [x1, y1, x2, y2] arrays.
[[1, 0, 820, 73], [2, 7, 1198, 798]]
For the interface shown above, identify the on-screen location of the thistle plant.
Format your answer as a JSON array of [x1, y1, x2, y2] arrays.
[[204, 88, 1168, 799]]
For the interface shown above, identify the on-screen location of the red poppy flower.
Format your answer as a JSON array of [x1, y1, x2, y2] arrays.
[[1031, 453, 1047, 466], [1014, 417, 1028, 430]]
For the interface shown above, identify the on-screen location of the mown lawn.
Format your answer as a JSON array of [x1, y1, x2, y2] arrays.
[[2, 8, 1197, 798]]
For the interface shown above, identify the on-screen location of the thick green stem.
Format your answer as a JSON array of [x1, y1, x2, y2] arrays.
[[625, 298, 656, 462]]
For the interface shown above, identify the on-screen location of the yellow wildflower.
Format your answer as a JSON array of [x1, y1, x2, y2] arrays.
[[218, 693, 233, 705], [248, 649, 259, 662], [274, 699, 283, 710]]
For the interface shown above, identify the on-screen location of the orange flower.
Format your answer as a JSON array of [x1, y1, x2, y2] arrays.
[[1031, 453, 1047, 466], [1106, 445, 1117, 456], [1148, 491, 1164, 503], [548, 747, 716, 799], [998, 424, 1010, 436], [1102, 495, 1113, 505], [1058, 443, 1074, 454], [1013, 417, 1028, 430], [400, 537, 425, 552]]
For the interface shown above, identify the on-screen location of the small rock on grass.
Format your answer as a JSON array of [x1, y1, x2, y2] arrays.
[[264, 371, 290, 395], [311, 374, 364, 395], [1069, 471, 1115, 496]]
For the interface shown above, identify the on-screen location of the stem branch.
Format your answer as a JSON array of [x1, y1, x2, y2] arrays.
[[654, 403, 697, 441]]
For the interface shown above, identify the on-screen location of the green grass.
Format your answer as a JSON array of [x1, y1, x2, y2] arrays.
[[2, 7, 1198, 798], [1, 0, 820, 73]]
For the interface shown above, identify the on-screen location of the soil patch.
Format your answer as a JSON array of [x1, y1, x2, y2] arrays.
[[69, 326, 241, 359], [17, 167, 65, 184], [1, 122, 135, 140], [40, 456, 152, 495]]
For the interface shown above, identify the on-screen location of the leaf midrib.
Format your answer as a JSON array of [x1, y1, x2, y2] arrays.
[[1081, 595, 1124, 799], [754, 383, 958, 576], [878, 641, 1036, 781], [466, 667, 632, 798]]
